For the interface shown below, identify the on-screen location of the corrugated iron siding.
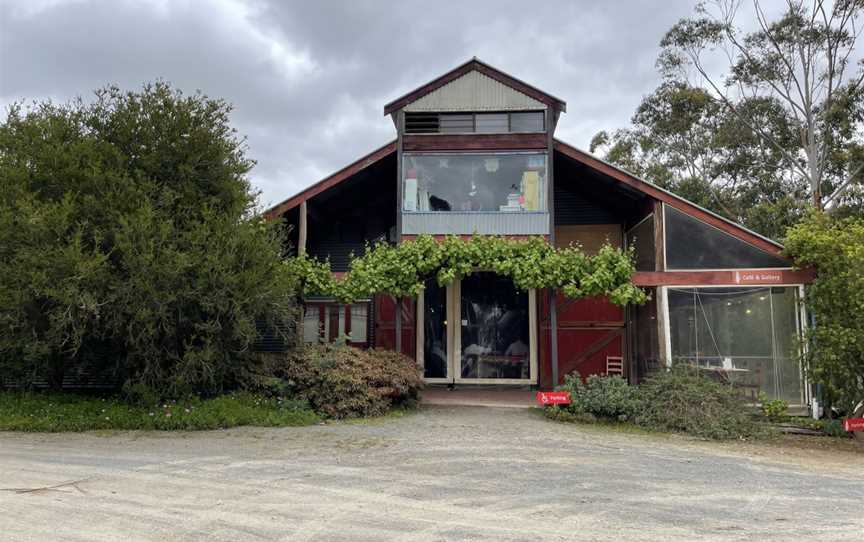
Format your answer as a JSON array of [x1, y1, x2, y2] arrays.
[[401, 212, 550, 235], [404, 71, 546, 112]]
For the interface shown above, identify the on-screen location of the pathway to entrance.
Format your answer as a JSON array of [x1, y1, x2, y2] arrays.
[[0, 406, 861, 541], [420, 387, 536, 408]]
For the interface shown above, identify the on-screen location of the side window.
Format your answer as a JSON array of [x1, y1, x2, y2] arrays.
[[349, 304, 368, 343], [474, 113, 508, 133], [625, 215, 655, 271], [302, 306, 321, 343], [304, 303, 370, 345], [664, 205, 789, 269]]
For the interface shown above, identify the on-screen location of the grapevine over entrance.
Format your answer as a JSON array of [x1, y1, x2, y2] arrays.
[[284, 234, 647, 305]]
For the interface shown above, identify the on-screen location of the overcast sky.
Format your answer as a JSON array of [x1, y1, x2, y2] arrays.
[[1, 0, 703, 208]]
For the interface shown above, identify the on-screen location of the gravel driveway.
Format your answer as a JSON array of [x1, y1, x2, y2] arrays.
[[0, 406, 861, 541]]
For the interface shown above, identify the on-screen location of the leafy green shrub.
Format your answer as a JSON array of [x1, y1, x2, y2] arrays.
[[0, 392, 319, 432], [122, 382, 162, 408], [633, 365, 761, 439], [785, 213, 864, 415], [580, 374, 640, 420], [821, 419, 849, 438], [758, 392, 789, 422], [0, 84, 298, 398], [547, 373, 639, 422], [272, 345, 423, 419]]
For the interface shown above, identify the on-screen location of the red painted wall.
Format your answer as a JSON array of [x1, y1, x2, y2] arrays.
[[373, 295, 416, 358], [539, 291, 624, 389]]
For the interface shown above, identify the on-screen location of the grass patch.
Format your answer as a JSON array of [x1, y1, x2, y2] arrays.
[[0, 392, 320, 432]]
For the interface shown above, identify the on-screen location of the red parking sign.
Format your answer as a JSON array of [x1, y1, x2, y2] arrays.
[[842, 418, 864, 432], [536, 391, 571, 406]]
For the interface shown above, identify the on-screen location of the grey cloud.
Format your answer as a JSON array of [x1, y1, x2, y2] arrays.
[[1, 0, 695, 208]]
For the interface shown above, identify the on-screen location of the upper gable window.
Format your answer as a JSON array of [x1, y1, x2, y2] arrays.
[[404, 111, 545, 134], [664, 205, 790, 269], [402, 152, 547, 213]]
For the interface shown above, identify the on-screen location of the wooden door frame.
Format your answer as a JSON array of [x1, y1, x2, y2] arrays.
[[416, 277, 538, 385]]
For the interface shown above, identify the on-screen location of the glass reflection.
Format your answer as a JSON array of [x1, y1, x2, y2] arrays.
[[402, 153, 547, 213], [423, 279, 448, 378], [668, 287, 803, 404], [460, 273, 529, 379]]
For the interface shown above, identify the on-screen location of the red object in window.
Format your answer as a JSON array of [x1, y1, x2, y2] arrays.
[[536, 391, 571, 406], [406, 168, 417, 178], [843, 418, 864, 432]]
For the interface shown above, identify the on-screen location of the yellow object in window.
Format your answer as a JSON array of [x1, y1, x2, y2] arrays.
[[521, 171, 540, 211]]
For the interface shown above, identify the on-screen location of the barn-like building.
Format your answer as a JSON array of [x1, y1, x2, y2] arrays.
[[265, 59, 814, 409]]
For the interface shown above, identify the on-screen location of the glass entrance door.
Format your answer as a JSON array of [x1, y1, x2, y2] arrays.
[[457, 273, 532, 383], [418, 274, 536, 384], [421, 279, 448, 380]]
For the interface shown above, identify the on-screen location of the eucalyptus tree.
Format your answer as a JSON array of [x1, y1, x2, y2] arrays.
[[659, 0, 864, 212], [591, 82, 808, 238]]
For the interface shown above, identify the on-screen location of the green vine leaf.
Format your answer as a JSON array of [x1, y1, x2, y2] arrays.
[[284, 234, 648, 306]]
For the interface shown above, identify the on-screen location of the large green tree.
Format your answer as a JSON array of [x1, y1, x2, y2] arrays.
[[0, 84, 297, 397], [660, 0, 864, 213], [594, 0, 864, 237]]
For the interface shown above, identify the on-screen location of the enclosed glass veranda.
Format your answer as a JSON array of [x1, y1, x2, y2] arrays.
[[666, 286, 806, 405]]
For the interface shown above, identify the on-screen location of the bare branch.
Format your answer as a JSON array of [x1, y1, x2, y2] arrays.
[[689, 50, 812, 181], [754, 0, 811, 110], [825, 161, 864, 207]]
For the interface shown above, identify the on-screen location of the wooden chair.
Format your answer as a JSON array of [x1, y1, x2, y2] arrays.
[[606, 356, 624, 376]]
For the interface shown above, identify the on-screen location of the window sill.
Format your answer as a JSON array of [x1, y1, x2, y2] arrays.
[[402, 210, 549, 215], [401, 212, 550, 236]]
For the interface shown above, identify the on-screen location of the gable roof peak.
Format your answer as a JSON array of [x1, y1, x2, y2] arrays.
[[383, 57, 566, 116]]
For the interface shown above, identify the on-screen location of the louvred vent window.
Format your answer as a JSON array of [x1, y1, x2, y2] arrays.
[[404, 111, 544, 134]]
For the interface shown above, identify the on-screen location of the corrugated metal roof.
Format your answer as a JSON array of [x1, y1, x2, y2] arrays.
[[404, 70, 546, 112]]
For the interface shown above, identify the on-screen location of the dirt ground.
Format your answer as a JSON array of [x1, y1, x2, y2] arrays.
[[0, 406, 861, 541]]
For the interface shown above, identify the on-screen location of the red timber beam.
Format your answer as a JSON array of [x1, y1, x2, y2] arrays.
[[402, 133, 547, 152], [633, 269, 816, 286]]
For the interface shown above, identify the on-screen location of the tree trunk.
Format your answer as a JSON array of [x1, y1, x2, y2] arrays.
[[810, 150, 823, 211]]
